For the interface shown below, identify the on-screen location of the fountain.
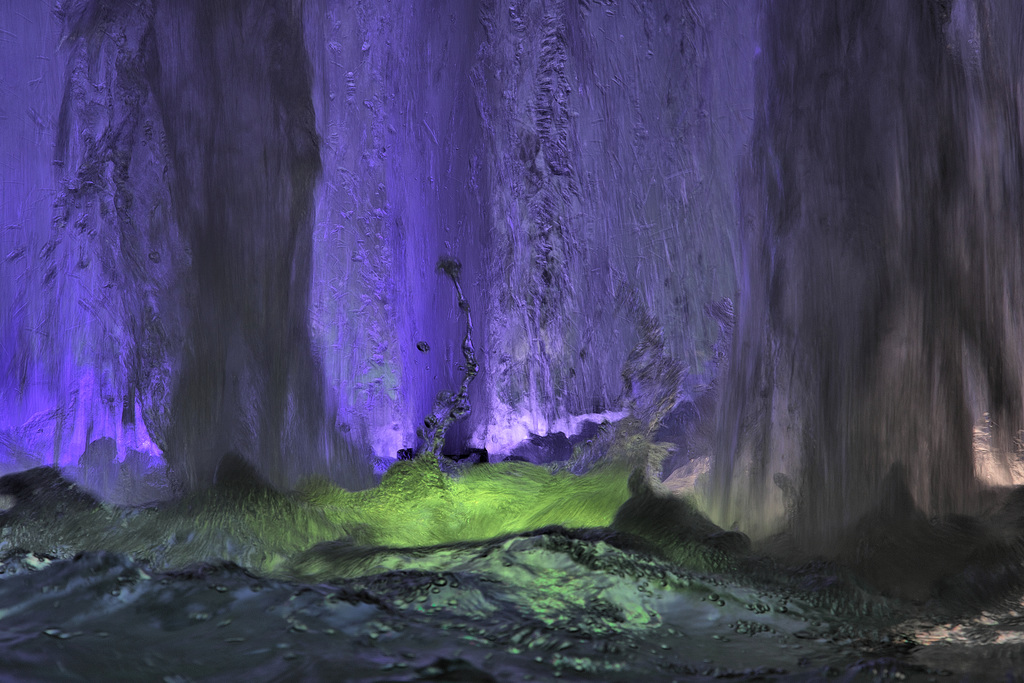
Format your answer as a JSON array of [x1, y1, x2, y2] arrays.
[[1, 0, 1024, 680]]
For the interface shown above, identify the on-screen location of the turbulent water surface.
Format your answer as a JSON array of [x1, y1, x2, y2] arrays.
[[0, 443, 1022, 681]]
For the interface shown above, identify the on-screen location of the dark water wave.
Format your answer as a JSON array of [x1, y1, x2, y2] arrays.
[[0, 459, 1023, 680]]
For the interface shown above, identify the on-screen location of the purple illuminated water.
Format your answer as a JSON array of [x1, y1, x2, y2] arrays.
[[0, 0, 750, 491]]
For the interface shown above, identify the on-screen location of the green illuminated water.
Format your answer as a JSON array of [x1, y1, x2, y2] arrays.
[[2, 427, 1024, 681]]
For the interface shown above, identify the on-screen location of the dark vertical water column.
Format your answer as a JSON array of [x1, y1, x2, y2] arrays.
[[714, 0, 1024, 548], [474, 0, 583, 435], [150, 0, 369, 489]]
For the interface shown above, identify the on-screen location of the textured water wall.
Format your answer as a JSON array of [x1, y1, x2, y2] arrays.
[[713, 0, 1024, 548], [0, 0, 753, 486]]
